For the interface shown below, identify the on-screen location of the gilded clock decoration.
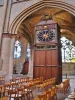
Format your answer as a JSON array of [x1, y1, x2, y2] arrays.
[[37, 29, 55, 42]]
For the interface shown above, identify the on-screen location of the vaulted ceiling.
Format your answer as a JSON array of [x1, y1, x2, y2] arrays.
[[18, 7, 75, 44]]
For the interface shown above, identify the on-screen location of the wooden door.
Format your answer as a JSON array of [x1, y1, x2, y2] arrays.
[[34, 50, 46, 79], [33, 49, 61, 83]]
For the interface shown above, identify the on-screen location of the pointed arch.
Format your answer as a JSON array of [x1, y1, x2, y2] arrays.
[[9, 0, 75, 34]]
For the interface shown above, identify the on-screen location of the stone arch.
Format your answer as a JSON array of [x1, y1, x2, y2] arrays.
[[9, 0, 75, 34]]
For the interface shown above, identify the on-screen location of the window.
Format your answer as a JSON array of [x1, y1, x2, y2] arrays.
[[26, 44, 30, 60], [14, 40, 21, 59], [61, 37, 75, 62]]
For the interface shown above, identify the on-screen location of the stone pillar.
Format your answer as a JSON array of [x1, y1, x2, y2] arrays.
[[3, 0, 12, 32], [0, 0, 11, 53], [28, 48, 34, 78], [0, 0, 12, 73], [1, 33, 15, 75], [9, 36, 15, 74], [1, 33, 11, 74]]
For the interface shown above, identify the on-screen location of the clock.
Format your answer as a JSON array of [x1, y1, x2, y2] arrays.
[[36, 29, 56, 43]]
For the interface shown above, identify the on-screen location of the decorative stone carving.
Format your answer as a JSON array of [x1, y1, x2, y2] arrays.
[[2, 33, 17, 39]]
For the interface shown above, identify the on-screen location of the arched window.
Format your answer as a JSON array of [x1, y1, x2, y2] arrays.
[[14, 40, 22, 59], [61, 37, 75, 62], [26, 43, 30, 60]]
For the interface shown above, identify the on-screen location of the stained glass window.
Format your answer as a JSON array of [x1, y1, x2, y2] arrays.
[[61, 37, 75, 62], [26, 44, 30, 60], [14, 40, 21, 59]]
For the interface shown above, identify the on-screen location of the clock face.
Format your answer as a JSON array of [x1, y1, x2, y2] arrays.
[[37, 29, 56, 42]]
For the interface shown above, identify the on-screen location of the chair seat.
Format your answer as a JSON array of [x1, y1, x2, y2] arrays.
[[9, 94, 22, 98], [24, 88, 32, 92], [6, 87, 15, 90], [34, 97, 39, 100], [0, 96, 9, 100]]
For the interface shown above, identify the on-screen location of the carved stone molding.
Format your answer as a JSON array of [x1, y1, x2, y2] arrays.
[[11, 0, 30, 4], [2, 33, 11, 38], [2, 33, 17, 38]]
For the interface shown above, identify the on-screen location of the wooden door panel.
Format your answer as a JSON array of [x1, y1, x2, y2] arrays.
[[52, 50, 58, 66], [34, 50, 45, 66], [40, 67, 46, 80], [52, 67, 58, 83], [46, 50, 52, 66], [34, 49, 62, 83], [34, 67, 40, 78], [46, 67, 52, 79]]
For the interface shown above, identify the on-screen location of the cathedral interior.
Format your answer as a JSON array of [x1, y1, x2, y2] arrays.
[[0, 0, 75, 100]]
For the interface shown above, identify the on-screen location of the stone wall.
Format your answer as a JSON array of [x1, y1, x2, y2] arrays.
[[62, 63, 75, 75]]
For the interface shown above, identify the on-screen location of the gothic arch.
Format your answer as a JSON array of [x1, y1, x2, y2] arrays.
[[9, 0, 75, 34]]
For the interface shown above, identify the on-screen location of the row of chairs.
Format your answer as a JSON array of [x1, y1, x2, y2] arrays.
[[56, 78, 70, 94], [0, 81, 34, 99], [9, 77, 43, 85], [37, 77, 56, 92], [34, 86, 58, 100], [0, 77, 44, 99]]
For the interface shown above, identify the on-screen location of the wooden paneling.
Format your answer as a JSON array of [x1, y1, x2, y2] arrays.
[[34, 49, 62, 83], [52, 50, 58, 66], [34, 67, 40, 78], [46, 50, 52, 66], [34, 50, 45, 66], [45, 67, 52, 79], [40, 67, 46, 80], [52, 67, 58, 80]]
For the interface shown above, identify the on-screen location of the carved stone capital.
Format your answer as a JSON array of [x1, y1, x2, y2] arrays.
[[2, 33, 17, 39], [2, 33, 11, 38]]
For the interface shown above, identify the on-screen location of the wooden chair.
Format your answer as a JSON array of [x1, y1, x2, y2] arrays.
[[52, 86, 58, 100], [37, 83, 45, 92], [49, 87, 57, 100], [34, 93, 47, 100], [8, 89, 22, 100], [17, 87, 25, 100], [10, 82, 19, 89], [0, 85, 4, 97], [23, 84, 33, 100], [3, 83, 11, 96], [0, 96, 9, 100], [10, 78, 16, 84], [45, 89, 51, 100], [0, 76, 5, 85]]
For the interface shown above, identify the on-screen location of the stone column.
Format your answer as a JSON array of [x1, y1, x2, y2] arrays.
[[0, 0, 12, 73], [3, 0, 12, 32], [0, 0, 8, 51], [28, 48, 34, 78], [1, 33, 11, 74], [1, 33, 15, 75], [0, 0, 11, 54], [8, 36, 15, 74]]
